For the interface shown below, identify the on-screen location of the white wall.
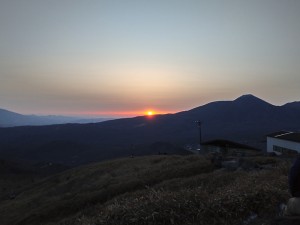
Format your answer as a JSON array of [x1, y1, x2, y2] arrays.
[[267, 137, 300, 154]]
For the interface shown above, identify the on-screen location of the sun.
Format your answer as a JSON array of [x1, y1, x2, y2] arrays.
[[146, 111, 154, 116]]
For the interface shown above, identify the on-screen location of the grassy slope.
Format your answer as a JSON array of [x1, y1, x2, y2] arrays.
[[0, 155, 291, 225]]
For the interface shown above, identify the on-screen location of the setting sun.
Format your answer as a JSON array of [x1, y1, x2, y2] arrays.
[[147, 111, 154, 116]]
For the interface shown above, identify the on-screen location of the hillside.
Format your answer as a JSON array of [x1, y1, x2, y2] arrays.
[[0, 94, 300, 165], [0, 155, 291, 225], [0, 159, 69, 201], [0, 108, 111, 127]]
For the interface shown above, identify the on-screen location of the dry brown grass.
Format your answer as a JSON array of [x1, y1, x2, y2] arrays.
[[0, 155, 214, 225], [59, 157, 290, 225], [0, 155, 291, 225]]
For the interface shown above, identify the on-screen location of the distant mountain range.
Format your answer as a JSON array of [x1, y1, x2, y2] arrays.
[[0, 108, 113, 127], [0, 94, 300, 166]]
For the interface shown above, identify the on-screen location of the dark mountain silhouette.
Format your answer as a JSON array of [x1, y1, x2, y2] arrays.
[[0, 109, 31, 127], [0, 94, 299, 165], [0, 108, 112, 127], [283, 101, 300, 110]]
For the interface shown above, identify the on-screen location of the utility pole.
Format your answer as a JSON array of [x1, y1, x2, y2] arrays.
[[195, 120, 202, 150]]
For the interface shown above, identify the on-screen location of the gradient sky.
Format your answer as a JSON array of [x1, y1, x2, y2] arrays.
[[0, 0, 299, 117]]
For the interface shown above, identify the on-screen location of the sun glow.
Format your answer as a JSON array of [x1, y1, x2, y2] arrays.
[[71, 109, 176, 118], [146, 111, 154, 116]]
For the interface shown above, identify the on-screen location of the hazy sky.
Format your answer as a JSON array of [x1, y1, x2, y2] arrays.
[[0, 0, 299, 117]]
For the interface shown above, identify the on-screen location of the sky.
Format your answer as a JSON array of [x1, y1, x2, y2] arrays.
[[0, 0, 299, 117]]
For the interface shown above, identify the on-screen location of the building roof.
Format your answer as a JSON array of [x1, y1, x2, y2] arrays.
[[268, 132, 300, 143], [201, 139, 259, 151], [267, 131, 293, 138]]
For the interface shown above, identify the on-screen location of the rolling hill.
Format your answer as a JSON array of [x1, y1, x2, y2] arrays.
[[0, 94, 300, 165], [0, 108, 112, 127]]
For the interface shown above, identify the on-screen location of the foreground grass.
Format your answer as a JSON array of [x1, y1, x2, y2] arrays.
[[0, 155, 213, 225], [0, 155, 291, 225]]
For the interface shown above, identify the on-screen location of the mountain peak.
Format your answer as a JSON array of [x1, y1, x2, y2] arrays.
[[234, 94, 273, 106], [235, 94, 259, 101]]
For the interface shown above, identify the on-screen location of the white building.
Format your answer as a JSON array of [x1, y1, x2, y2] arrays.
[[267, 131, 300, 155]]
